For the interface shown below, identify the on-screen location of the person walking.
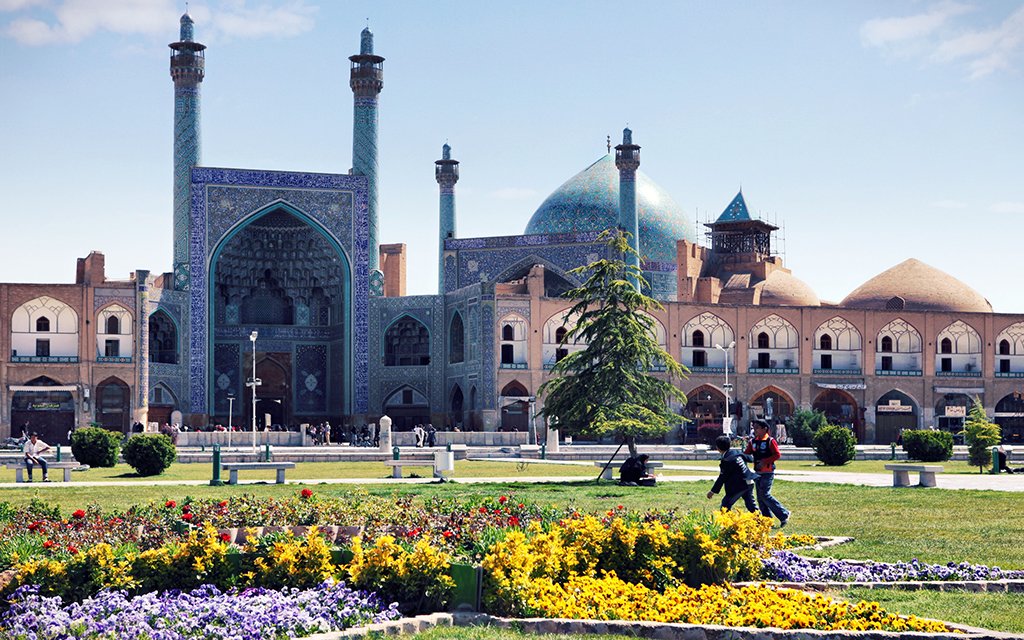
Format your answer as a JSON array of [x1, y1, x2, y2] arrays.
[[706, 435, 757, 512], [744, 420, 790, 527], [23, 433, 51, 482]]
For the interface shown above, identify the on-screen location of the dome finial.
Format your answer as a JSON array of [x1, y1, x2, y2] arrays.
[[606, 135, 611, 154]]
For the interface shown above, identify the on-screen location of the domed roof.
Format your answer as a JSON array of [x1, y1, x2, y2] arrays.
[[757, 270, 820, 307], [524, 154, 695, 262], [841, 259, 992, 313]]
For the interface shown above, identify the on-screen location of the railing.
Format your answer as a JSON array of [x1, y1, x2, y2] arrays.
[[687, 366, 735, 375], [813, 368, 862, 375], [97, 356, 133, 364], [875, 369, 922, 377], [748, 367, 799, 375], [995, 372, 1024, 378], [935, 370, 982, 378], [499, 362, 528, 370], [10, 356, 79, 363]]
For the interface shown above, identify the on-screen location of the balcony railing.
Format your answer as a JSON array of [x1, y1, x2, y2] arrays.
[[749, 367, 799, 375], [97, 356, 133, 364], [935, 370, 981, 378], [687, 366, 735, 375], [813, 368, 862, 375], [10, 356, 79, 363], [499, 362, 528, 370], [995, 372, 1024, 378], [876, 369, 922, 377]]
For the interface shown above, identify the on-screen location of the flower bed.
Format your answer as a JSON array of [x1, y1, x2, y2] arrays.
[[764, 550, 1024, 583], [2, 581, 399, 640]]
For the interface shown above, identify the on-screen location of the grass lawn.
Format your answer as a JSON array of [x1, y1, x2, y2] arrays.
[[832, 588, 1024, 634], [670, 458, 998, 475]]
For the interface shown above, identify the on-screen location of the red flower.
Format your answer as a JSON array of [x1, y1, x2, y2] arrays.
[[67, 545, 79, 554], [219, 533, 231, 542], [518, 504, 525, 509], [72, 509, 86, 519], [498, 496, 508, 504], [494, 509, 502, 515], [617, 505, 625, 511], [181, 505, 190, 513], [182, 513, 193, 521], [478, 507, 487, 513], [27, 521, 41, 532], [300, 488, 313, 499], [42, 540, 54, 549], [407, 527, 421, 538], [218, 501, 229, 508], [508, 516, 520, 527], [442, 530, 454, 538], [165, 500, 176, 508]]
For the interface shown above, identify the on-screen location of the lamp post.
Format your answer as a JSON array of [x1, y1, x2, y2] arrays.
[[715, 341, 736, 434], [226, 392, 235, 450], [248, 331, 261, 452]]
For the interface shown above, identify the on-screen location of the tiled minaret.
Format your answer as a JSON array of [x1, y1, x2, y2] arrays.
[[350, 27, 385, 274], [615, 127, 641, 288], [169, 12, 205, 291], [435, 143, 459, 293]]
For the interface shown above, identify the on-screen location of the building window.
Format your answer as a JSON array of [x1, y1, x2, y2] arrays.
[[402, 389, 413, 404], [881, 355, 893, 371], [36, 339, 50, 357], [1001, 359, 1011, 373], [757, 332, 770, 349], [149, 311, 178, 365], [384, 316, 431, 366], [880, 336, 893, 352], [555, 327, 568, 343], [758, 352, 770, 368], [35, 317, 50, 332], [999, 340, 1011, 356], [819, 334, 832, 350], [106, 316, 120, 335], [555, 347, 568, 362], [153, 387, 164, 404], [449, 313, 465, 364], [820, 354, 832, 369], [502, 324, 515, 341], [105, 339, 120, 357], [940, 338, 952, 354], [941, 357, 952, 372], [693, 349, 706, 367], [692, 330, 705, 347], [501, 344, 514, 364]]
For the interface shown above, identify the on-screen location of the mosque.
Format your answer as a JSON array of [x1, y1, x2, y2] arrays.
[[2, 14, 1023, 446]]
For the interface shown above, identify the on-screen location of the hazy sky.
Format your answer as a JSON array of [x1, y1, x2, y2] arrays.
[[2, 1, 1022, 311]]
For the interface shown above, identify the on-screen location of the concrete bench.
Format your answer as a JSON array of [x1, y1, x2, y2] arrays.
[[384, 459, 449, 479], [885, 463, 944, 487], [595, 460, 665, 481], [221, 462, 295, 485], [5, 461, 78, 483]]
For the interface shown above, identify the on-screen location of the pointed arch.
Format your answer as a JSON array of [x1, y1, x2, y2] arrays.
[[11, 296, 79, 360], [500, 380, 530, 397], [382, 384, 430, 430], [384, 314, 431, 366], [492, 256, 581, 296], [814, 316, 862, 373], [935, 320, 981, 354], [149, 310, 179, 364], [876, 318, 922, 353], [749, 314, 799, 371], [542, 308, 585, 367], [96, 376, 131, 433], [681, 312, 735, 369], [449, 311, 465, 364], [875, 389, 920, 443], [750, 386, 794, 422], [498, 313, 528, 368]]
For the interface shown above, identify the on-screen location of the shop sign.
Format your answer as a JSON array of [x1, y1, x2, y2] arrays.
[[877, 400, 913, 413], [944, 406, 967, 418], [29, 402, 61, 410]]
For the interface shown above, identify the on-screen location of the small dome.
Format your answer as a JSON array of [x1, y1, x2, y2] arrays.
[[841, 259, 992, 313], [524, 154, 695, 263], [758, 270, 820, 307]]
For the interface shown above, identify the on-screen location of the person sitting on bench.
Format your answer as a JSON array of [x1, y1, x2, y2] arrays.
[[619, 454, 656, 486], [23, 433, 51, 482]]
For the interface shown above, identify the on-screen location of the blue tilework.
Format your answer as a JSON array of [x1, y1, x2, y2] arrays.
[[173, 87, 201, 290], [716, 190, 752, 222]]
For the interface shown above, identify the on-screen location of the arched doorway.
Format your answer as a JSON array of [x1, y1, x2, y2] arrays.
[[96, 377, 130, 434], [382, 386, 430, 430], [500, 381, 530, 432], [812, 389, 861, 441], [935, 393, 972, 443], [11, 376, 75, 444], [995, 393, 1024, 443], [252, 356, 289, 429], [875, 390, 918, 444], [684, 384, 726, 440], [750, 387, 794, 426], [449, 385, 464, 430], [148, 384, 178, 428]]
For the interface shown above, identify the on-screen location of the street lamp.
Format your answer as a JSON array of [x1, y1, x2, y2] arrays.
[[226, 391, 235, 450], [715, 341, 736, 434], [248, 331, 261, 452]]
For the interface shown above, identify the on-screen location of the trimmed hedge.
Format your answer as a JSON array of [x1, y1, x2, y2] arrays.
[[812, 424, 857, 466], [70, 427, 122, 467], [122, 434, 177, 476], [901, 429, 953, 462]]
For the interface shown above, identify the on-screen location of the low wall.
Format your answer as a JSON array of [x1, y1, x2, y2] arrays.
[[173, 431, 305, 447], [390, 431, 528, 448]]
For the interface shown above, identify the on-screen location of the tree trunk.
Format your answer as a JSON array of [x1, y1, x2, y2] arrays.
[[626, 436, 637, 458]]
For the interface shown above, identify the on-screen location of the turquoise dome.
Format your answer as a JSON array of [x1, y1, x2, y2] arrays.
[[524, 154, 695, 262]]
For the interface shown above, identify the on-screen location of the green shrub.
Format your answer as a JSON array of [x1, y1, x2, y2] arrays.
[[786, 409, 827, 447], [70, 427, 122, 467], [962, 399, 1001, 472], [902, 429, 953, 462], [122, 434, 176, 476], [812, 424, 857, 465]]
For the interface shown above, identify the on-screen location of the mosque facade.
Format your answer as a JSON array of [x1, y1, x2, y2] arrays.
[[1, 15, 1023, 446]]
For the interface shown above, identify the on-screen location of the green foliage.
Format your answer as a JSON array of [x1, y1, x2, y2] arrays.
[[70, 427, 122, 468], [122, 434, 177, 476], [901, 430, 953, 462], [812, 425, 857, 466], [538, 230, 688, 455], [786, 409, 827, 447], [961, 398, 1001, 472]]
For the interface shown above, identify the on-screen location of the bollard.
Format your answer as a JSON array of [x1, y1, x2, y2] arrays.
[[991, 446, 1001, 474], [210, 444, 223, 486], [541, 442, 546, 460], [393, 445, 401, 460], [890, 442, 897, 460], [264, 443, 272, 462], [201, 444, 205, 453], [56, 444, 62, 462], [446, 442, 452, 452]]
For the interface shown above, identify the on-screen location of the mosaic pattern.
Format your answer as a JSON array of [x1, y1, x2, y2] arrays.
[[173, 86, 201, 290], [716, 190, 752, 222], [136, 274, 150, 410], [93, 289, 135, 312], [296, 343, 327, 413], [212, 343, 239, 415], [367, 294, 444, 415], [188, 168, 369, 417], [353, 96, 380, 271]]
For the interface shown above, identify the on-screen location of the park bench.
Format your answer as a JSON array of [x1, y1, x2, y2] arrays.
[[5, 461, 79, 483], [384, 457, 453, 479], [221, 462, 295, 485], [595, 460, 664, 481], [884, 463, 944, 487]]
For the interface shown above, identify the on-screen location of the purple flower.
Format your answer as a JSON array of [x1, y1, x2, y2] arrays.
[[763, 551, 1024, 583]]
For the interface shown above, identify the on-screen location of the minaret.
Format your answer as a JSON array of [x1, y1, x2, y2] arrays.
[[614, 127, 641, 288], [169, 12, 205, 291], [435, 143, 459, 293], [350, 27, 385, 273]]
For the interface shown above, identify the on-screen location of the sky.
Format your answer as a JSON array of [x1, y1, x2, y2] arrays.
[[1, 0, 1022, 312]]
